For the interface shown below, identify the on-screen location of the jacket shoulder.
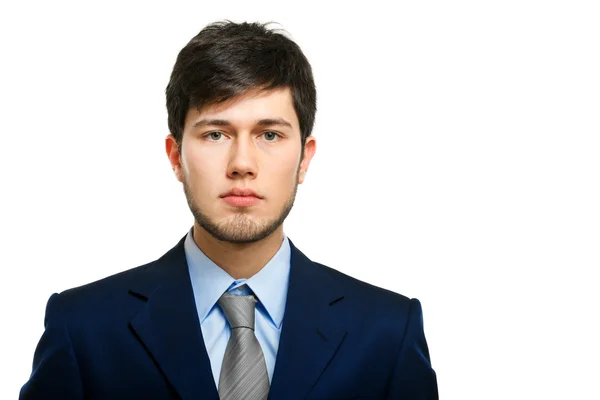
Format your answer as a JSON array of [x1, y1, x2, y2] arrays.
[[315, 261, 414, 311], [312, 261, 426, 355], [44, 259, 157, 325], [61, 260, 154, 298]]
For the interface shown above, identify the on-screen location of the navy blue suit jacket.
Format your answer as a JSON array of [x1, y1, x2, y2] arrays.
[[20, 235, 438, 399]]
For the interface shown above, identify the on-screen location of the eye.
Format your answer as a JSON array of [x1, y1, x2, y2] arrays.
[[205, 131, 224, 141], [262, 131, 281, 142], [202, 131, 282, 142]]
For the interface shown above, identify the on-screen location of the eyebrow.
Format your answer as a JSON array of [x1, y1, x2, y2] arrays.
[[192, 117, 293, 130]]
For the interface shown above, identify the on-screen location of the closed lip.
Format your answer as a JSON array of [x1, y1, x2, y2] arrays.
[[220, 188, 263, 199]]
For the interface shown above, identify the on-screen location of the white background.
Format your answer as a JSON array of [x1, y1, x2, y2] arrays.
[[1, 0, 599, 398]]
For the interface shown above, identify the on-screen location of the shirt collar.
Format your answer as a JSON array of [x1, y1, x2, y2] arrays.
[[184, 226, 291, 329]]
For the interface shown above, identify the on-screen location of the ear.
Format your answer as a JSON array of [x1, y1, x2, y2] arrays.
[[298, 136, 317, 184], [166, 134, 183, 182]]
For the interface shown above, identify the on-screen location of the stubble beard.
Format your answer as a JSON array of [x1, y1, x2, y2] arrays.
[[181, 168, 300, 244]]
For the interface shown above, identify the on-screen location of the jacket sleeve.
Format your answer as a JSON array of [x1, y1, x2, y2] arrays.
[[386, 298, 439, 399], [19, 293, 84, 399]]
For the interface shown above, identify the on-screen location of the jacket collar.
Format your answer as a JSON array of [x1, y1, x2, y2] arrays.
[[128, 234, 348, 400]]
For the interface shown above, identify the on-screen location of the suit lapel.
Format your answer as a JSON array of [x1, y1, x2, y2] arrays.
[[127, 234, 348, 400], [128, 235, 219, 400], [269, 239, 348, 400]]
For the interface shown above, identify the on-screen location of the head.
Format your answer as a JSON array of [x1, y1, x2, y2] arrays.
[[165, 21, 317, 244]]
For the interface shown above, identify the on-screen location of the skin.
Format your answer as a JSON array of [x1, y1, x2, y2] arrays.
[[166, 86, 316, 279]]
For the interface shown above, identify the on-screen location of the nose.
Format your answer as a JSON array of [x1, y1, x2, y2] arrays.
[[226, 137, 258, 179]]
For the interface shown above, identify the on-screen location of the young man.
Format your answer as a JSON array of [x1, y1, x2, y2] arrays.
[[20, 21, 438, 399]]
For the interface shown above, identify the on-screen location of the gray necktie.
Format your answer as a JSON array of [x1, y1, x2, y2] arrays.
[[217, 287, 270, 400]]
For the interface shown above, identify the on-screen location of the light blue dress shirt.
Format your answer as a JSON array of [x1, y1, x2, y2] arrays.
[[183, 227, 291, 388]]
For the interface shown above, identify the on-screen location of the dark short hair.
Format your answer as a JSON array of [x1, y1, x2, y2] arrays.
[[166, 20, 317, 156]]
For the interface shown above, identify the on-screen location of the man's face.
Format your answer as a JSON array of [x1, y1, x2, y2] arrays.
[[166, 87, 316, 244]]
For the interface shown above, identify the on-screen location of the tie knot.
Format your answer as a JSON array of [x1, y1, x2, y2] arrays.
[[218, 288, 258, 330]]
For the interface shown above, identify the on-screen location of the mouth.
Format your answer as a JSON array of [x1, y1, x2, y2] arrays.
[[221, 195, 262, 207]]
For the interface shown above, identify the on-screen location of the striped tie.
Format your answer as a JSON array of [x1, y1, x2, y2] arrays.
[[217, 287, 270, 400]]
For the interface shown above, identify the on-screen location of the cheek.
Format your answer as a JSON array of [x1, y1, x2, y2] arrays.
[[182, 156, 220, 194], [272, 164, 299, 191], [183, 146, 214, 175]]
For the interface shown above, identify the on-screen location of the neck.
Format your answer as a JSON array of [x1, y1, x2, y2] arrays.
[[191, 221, 284, 280]]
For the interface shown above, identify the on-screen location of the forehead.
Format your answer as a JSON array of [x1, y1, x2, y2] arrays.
[[184, 86, 299, 131]]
